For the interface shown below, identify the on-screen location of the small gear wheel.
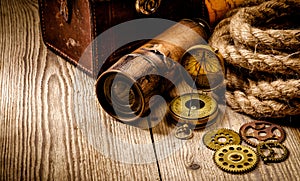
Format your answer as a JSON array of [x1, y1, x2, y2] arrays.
[[203, 128, 241, 150], [239, 121, 285, 147], [214, 145, 259, 174], [257, 141, 289, 163]]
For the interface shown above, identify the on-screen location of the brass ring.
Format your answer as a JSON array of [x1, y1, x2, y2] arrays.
[[175, 124, 194, 140]]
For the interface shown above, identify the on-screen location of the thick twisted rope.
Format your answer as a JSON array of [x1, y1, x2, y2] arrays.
[[210, 0, 300, 118], [225, 91, 300, 118], [225, 69, 300, 101]]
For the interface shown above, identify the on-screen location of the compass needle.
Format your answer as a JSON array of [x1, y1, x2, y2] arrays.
[[180, 45, 224, 90], [169, 44, 225, 128], [169, 93, 218, 129]]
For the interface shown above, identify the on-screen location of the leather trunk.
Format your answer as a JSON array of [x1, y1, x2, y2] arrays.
[[38, 0, 208, 77]]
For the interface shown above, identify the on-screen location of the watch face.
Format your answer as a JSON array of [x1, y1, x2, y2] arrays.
[[169, 93, 218, 127], [181, 45, 224, 90]]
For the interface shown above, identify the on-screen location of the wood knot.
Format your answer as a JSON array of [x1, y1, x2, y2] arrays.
[[186, 163, 201, 170]]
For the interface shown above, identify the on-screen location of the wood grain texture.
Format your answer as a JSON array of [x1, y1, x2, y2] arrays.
[[0, 0, 159, 180], [151, 82, 300, 181], [1, 0, 300, 180]]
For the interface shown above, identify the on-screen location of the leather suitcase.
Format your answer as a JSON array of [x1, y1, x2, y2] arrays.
[[38, 0, 209, 77]]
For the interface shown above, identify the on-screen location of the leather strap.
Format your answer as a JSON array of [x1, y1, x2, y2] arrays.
[[60, 0, 71, 22]]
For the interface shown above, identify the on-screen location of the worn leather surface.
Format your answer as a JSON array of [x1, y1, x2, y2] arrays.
[[39, 0, 94, 74], [39, 0, 208, 77]]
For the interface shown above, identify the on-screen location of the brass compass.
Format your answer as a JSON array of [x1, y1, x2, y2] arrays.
[[169, 93, 218, 129], [169, 44, 224, 130], [181, 45, 224, 91]]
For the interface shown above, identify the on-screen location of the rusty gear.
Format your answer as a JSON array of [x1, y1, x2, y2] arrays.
[[239, 121, 285, 147], [203, 128, 241, 150], [257, 141, 289, 163], [214, 145, 259, 174]]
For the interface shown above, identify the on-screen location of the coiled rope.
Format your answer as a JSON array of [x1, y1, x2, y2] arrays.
[[209, 0, 300, 118]]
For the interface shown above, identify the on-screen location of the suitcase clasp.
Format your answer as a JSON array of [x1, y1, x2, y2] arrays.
[[135, 0, 162, 15]]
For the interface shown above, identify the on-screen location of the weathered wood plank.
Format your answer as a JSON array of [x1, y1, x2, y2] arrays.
[[1, 0, 300, 180], [151, 81, 300, 180], [0, 0, 159, 180]]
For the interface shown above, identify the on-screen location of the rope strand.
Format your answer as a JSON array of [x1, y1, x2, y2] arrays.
[[225, 91, 300, 118], [225, 69, 300, 101], [210, 0, 300, 118]]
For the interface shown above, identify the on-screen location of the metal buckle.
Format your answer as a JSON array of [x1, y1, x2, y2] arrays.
[[135, 0, 162, 15]]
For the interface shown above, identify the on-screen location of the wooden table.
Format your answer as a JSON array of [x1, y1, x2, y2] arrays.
[[1, 0, 299, 180]]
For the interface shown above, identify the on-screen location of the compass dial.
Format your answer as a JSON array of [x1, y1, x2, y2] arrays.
[[181, 45, 224, 91], [169, 93, 218, 128]]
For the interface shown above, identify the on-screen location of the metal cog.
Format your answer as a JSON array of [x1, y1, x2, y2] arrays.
[[213, 145, 259, 174], [257, 141, 289, 163], [203, 128, 241, 150], [239, 121, 285, 147]]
